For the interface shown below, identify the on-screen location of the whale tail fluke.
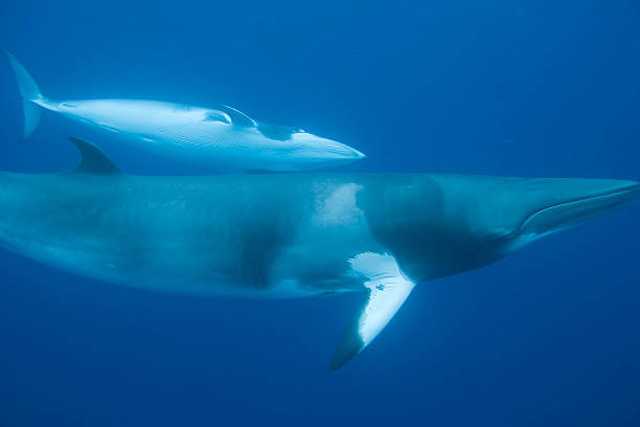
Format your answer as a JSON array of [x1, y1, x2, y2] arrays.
[[1, 49, 49, 141]]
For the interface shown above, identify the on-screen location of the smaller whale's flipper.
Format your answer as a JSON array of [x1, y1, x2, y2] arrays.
[[330, 252, 415, 371], [68, 136, 122, 175], [203, 110, 232, 124], [216, 104, 258, 128]]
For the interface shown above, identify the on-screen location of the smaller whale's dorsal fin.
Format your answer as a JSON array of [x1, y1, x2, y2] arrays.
[[216, 105, 258, 128], [68, 136, 122, 175]]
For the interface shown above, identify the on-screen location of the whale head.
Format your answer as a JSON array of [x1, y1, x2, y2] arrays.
[[283, 131, 366, 170], [503, 178, 640, 251], [438, 177, 640, 264], [371, 176, 640, 281], [254, 122, 365, 171]]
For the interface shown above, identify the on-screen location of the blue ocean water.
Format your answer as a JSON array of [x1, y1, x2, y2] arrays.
[[0, 0, 639, 425]]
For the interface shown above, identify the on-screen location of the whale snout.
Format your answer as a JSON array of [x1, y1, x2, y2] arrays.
[[319, 140, 367, 160], [290, 133, 366, 168], [517, 179, 640, 237]]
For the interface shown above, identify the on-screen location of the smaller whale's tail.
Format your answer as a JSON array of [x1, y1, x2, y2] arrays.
[[2, 50, 53, 141]]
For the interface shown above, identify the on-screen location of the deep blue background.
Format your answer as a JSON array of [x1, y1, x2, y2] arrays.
[[1, 1, 640, 425]]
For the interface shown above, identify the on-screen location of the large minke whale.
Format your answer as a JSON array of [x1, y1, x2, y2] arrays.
[[2, 50, 365, 172], [1, 137, 638, 369]]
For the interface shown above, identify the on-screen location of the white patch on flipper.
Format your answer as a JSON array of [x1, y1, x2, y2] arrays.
[[330, 252, 416, 370], [349, 252, 415, 346]]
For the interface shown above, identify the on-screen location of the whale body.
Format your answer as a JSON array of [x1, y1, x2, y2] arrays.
[[2, 50, 365, 173], [0, 137, 637, 369]]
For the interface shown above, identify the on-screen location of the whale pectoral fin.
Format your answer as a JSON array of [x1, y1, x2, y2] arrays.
[[216, 104, 258, 128], [330, 253, 415, 371]]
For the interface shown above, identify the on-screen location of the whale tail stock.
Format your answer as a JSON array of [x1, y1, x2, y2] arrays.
[[1, 49, 53, 141]]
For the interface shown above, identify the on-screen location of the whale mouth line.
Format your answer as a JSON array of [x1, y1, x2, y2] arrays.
[[516, 182, 640, 236]]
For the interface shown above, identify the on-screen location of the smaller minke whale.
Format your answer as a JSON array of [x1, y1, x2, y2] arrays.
[[2, 50, 365, 173], [0, 136, 637, 370]]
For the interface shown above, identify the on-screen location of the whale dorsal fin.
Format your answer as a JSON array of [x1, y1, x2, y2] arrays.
[[329, 252, 416, 371], [68, 136, 122, 175], [216, 105, 257, 128]]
